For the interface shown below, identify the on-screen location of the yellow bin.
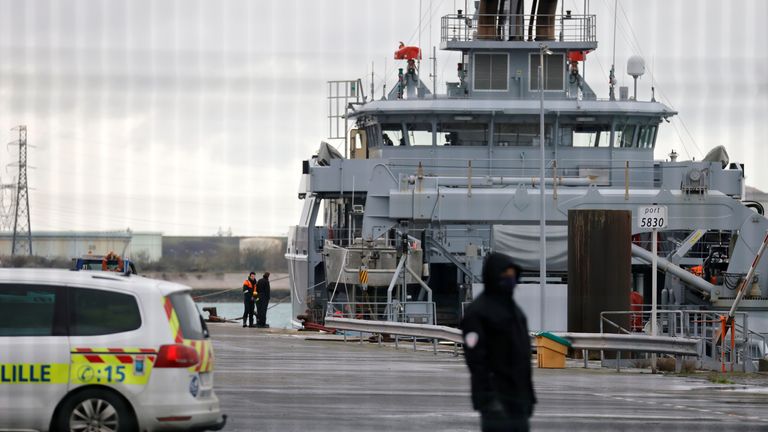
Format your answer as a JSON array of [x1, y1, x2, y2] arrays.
[[536, 332, 571, 369]]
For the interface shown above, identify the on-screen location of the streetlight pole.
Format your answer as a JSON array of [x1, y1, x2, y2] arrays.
[[539, 44, 551, 330]]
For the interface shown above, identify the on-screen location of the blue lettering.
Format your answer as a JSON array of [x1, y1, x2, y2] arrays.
[[40, 365, 50, 382], [29, 365, 39, 383], [0, 365, 10, 383], [17, 365, 27, 383]]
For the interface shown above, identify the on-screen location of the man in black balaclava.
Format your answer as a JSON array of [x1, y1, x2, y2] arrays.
[[461, 252, 536, 432]]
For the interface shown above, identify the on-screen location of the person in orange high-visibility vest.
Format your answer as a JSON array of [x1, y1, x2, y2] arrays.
[[242, 272, 257, 328]]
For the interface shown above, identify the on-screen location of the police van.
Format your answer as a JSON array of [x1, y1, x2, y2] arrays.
[[0, 269, 226, 431]]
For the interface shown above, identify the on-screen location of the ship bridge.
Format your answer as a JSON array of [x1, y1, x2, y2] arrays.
[[339, 0, 676, 161]]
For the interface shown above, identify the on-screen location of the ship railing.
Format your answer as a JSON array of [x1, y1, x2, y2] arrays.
[[600, 309, 763, 371], [441, 13, 596, 44], [326, 301, 436, 326], [384, 157, 675, 186]]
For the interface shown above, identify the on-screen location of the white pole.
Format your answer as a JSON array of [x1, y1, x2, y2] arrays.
[[651, 228, 658, 373], [539, 47, 547, 331]]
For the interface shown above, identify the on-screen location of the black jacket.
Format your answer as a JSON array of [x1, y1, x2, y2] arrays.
[[257, 277, 271, 300], [460, 253, 536, 417]]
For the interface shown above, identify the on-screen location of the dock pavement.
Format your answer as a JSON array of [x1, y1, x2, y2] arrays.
[[210, 323, 768, 431]]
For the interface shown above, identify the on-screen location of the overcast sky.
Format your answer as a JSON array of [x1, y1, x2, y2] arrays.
[[0, 0, 765, 236]]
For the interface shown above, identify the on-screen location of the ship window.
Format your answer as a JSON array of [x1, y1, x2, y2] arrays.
[[529, 53, 565, 91], [569, 125, 611, 148], [439, 122, 488, 146], [380, 124, 406, 146], [637, 125, 657, 148], [572, 130, 610, 147], [380, 123, 435, 146], [474, 53, 508, 91], [616, 124, 637, 148], [408, 130, 434, 146], [494, 124, 542, 146]]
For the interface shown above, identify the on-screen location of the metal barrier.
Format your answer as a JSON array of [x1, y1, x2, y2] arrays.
[[326, 301, 436, 325], [324, 317, 701, 366], [560, 332, 699, 356], [441, 14, 596, 44], [325, 317, 462, 344]]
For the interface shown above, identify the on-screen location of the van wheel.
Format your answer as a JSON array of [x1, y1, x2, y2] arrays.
[[55, 388, 137, 432]]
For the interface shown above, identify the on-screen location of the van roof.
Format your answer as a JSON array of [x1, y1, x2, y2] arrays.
[[0, 268, 190, 296]]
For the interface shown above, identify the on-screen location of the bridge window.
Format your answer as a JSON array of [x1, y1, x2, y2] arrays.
[[637, 125, 657, 148], [474, 53, 508, 91], [440, 122, 488, 146], [566, 125, 611, 147], [495, 124, 543, 146], [616, 124, 637, 148]]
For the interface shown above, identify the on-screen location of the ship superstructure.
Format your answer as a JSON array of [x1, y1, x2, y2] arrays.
[[286, 0, 768, 352]]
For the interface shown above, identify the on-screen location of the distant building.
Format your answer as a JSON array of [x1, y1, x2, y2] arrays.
[[239, 237, 284, 252], [0, 231, 162, 261]]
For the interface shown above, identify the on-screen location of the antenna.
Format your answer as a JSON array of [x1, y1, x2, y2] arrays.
[[418, 0, 422, 95], [609, 0, 618, 100], [10, 125, 32, 256], [382, 57, 387, 100], [651, 55, 656, 102], [430, 46, 437, 99]]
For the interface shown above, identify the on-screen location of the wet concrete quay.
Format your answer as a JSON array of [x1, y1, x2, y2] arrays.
[[210, 324, 768, 431]]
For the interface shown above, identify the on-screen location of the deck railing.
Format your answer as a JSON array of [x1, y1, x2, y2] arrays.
[[441, 14, 596, 44]]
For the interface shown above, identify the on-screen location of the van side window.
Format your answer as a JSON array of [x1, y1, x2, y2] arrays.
[[168, 292, 208, 340], [0, 284, 61, 336], [70, 288, 141, 336]]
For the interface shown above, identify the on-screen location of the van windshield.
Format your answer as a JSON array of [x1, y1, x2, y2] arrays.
[[168, 292, 209, 340]]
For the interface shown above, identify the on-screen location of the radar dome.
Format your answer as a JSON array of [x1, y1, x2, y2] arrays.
[[627, 55, 646, 78]]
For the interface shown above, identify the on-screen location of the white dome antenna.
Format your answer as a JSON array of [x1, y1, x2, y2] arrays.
[[627, 55, 646, 100]]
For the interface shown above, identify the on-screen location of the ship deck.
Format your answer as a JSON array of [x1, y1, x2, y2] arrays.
[[210, 324, 768, 431]]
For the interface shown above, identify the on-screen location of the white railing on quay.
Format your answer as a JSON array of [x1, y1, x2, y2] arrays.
[[324, 317, 701, 358]]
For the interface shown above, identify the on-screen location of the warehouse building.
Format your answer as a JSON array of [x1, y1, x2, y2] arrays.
[[0, 230, 162, 261]]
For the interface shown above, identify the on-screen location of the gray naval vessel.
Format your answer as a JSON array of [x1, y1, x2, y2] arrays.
[[285, 0, 768, 360]]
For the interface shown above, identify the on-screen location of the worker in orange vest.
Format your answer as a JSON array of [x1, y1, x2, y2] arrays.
[[242, 272, 258, 328]]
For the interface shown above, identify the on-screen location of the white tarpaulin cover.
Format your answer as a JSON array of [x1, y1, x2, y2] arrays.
[[492, 225, 569, 271]]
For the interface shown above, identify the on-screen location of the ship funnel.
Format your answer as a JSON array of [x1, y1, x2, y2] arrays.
[[627, 55, 645, 100]]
